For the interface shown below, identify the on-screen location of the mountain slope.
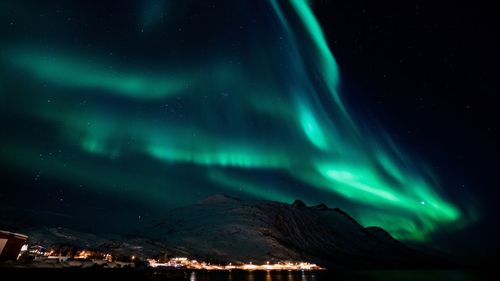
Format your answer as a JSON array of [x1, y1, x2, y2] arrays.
[[146, 195, 427, 268], [4, 195, 435, 268]]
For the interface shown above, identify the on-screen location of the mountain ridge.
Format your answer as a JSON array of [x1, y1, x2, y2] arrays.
[[144, 195, 433, 268], [3, 195, 441, 269]]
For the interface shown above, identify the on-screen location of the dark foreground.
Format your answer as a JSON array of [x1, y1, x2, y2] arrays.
[[0, 268, 493, 281]]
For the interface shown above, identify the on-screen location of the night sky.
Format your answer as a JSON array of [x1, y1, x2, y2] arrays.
[[1, 0, 498, 259]]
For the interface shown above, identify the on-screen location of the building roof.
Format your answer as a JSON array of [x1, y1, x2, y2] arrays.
[[0, 230, 29, 240]]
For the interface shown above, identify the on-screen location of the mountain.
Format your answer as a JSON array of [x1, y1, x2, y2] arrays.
[[21, 226, 168, 260], [4, 195, 438, 268], [145, 195, 431, 268]]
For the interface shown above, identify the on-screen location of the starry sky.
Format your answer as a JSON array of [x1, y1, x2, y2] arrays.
[[0, 0, 498, 257]]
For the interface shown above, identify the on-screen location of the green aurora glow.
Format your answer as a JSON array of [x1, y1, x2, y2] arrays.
[[0, 0, 473, 241]]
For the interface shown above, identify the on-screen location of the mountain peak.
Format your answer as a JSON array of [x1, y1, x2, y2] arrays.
[[292, 199, 307, 208], [312, 203, 329, 210]]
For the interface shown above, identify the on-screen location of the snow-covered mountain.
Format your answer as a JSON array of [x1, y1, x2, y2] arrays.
[[9, 195, 435, 268], [23, 226, 168, 259], [145, 195, 428, 268]]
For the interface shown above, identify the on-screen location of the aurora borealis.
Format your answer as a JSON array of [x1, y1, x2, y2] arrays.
[[0, 0, 475, 242]]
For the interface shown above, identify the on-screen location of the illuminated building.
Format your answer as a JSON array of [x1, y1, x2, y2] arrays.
[[0, 230, 28, 261]]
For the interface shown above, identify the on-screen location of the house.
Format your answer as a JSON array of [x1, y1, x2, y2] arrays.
[[0, 230, 29, 261]]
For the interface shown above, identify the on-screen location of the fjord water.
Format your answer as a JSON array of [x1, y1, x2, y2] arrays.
[[177, 270, 487, 281], [1, 269, 489, 281]]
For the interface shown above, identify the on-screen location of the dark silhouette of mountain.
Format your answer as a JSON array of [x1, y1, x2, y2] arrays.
[[3, 195, 443, 269], [146, 195, 436, 269]]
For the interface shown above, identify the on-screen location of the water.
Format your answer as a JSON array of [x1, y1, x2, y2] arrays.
[[1, 268, 490, 281], [165, 270, 490, 281], [184, 270, 319, 281]]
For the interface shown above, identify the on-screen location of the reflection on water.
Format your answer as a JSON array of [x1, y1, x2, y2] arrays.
[[187, 270, 319, 281], [182, 270, 487, 281], [2, 269, 489, 281]]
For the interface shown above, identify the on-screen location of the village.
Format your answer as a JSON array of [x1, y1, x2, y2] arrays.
[[1, 230, 323, 270]]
